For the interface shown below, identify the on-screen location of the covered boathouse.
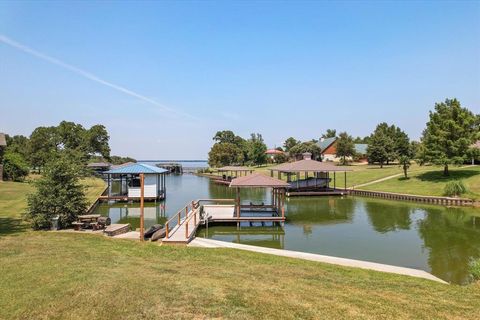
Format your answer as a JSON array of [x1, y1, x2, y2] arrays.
[[103, 163, 168, 200], [269, 152, 352, 196]]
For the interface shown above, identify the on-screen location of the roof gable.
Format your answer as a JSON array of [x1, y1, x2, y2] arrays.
[[105, 163, 168, 174], [318, 137, 336, 152], [229, 173, 289, 188]]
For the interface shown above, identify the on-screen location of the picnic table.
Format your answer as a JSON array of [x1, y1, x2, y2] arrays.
[[72, 214, 101, 231]]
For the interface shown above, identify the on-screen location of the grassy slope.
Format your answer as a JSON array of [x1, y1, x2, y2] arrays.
[[1, 178, 480, 319], [0, 177, 105, 235], [363, 166, 480, 200], [1, 232, 480, 320], [251, 163, 439, 188]]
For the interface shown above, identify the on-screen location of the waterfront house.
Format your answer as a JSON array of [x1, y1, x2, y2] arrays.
[[104, 163, 168, 200], [318, 137, 368, 162], [265, 149, 285, 163]]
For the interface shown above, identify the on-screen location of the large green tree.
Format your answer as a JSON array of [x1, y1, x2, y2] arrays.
[[369, 122, 411, 163], [5, 134, 31, 160], [283, 137, 300, 153], [246, 133, 267, 166], [422, 98, 479, 175], [25, 155, 87, 229], [29, 122, 111, 171], [208, 142, 244, 167], [2, 151, 29, 181], [367, 131, 394, 167], [321, 129, 337, 139], [289, 141, 322, 160], [335, 132, 356, 165], [29, 126, 60, 171]]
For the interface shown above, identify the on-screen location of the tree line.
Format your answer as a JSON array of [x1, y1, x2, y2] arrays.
[[207, 98, 480, 177], [1, 121, 135, 181]]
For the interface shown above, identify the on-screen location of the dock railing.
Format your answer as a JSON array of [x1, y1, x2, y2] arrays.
[[165, 199, 236, 239]]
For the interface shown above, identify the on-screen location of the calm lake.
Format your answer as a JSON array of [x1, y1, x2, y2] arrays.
[[93, 174, 480, 284]]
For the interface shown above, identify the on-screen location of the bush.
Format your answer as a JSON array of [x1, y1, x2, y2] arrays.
[[2, 151, 30, 181], [443, 180, 467, 197], [24, 155, 87, 230], [469, 258, 480, 282]]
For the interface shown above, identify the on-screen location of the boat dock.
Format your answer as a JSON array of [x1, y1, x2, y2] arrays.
[[162, 199, 285, 244]]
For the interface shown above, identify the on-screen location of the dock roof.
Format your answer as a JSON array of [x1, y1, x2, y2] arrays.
[[105, 163, 168, 175], [229, 173, 289, 188], [270, 159, 352, 173], [217, 166, 253, 172]]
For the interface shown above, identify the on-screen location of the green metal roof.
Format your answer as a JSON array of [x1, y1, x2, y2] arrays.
[[105, 163, 168, 174], [318, 137, 336, 152], [355, 144, 368, 155]]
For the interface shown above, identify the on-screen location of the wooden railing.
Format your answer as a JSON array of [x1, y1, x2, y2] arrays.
[[165, 199, 236, 239], [165, 201, 195, 238]]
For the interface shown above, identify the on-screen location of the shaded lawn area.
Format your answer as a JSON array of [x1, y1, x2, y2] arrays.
[[1, 232, 480, 320], [363, 166, 480, 200], [0, 177, 105, 236]]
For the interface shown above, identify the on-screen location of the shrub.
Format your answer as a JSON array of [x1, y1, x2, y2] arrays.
[[443, 180, 467, 197], [2, 151, 30, 181], [24, 155, 87, 230], [469, 258, 480, 282]]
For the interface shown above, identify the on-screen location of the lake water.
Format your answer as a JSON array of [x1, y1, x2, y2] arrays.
[[93, 174, 480, 284]]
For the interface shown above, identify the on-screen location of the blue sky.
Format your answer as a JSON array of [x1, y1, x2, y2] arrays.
[[1, 1, 479, 159]]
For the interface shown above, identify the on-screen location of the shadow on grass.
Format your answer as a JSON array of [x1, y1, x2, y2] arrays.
[[416, 169, 479, 183], [0, 217, 28, 236]]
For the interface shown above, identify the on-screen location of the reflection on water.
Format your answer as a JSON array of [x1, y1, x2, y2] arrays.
[[93, 174, 480, 284]]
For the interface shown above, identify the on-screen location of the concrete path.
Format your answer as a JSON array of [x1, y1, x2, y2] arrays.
[[189, 237, 447, 284], [351, 173, 403, 188]]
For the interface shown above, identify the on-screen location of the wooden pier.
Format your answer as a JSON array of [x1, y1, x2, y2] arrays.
[[162, 199, 285, 244]]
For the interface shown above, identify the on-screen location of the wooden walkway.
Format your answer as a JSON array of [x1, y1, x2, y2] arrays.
[[162, 207, 201, 244], [162, 200, 285, 244]]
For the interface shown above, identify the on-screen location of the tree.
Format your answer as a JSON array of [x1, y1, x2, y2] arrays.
[[273, 152, 288, 164], [208, 143, 244, 167], [369, 122, 411, 163], [2, 151, 29, 181], [399, 155, 411, 179], [367, 132, 393, 167], [283, 137, 300, 152], [5, 134, 30, 160], [84, 125, 111, 160], [321, 129, 337, 139], [24, 155, 87, 229], [246, 133, 267, 166], [422, 98, 479, 175], [354, 136, 370, 144], [29, 126, 60, 171], [336, 132, 356, 165], [289, 141, 322, 160]]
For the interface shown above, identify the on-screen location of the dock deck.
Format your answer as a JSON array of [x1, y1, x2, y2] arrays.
[[162, 200, 285, 244]]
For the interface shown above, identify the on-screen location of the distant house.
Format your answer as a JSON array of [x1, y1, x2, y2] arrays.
[[265, 149, 285, 163], [318, 137, 368, 162], [0, 133, 6, 181]]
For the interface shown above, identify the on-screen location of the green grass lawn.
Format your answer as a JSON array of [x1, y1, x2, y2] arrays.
[[1, 177, 480, 319], [1, 232, 479, 320], [0, 177, 105, 236], [363, 165, 480, 200], [250, 163, 440, 188]]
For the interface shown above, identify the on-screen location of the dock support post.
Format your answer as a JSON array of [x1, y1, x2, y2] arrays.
[[140, 173, 145, 242]]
